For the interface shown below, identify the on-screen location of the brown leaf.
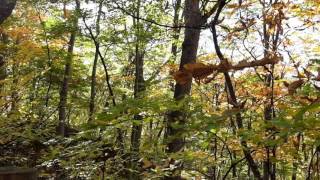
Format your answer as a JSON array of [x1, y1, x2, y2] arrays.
[[173, 70, 192, 85], [288, 79, 304, 95], [303, 68, 313, 79], [184, 63, 214, 80]]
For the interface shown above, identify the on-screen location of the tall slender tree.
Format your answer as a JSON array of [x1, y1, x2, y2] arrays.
[[165, 0, 203, 154], [130, 0, 144, 153], [58, 0, 80, 136], [165, 0, 218, 153], [88, 0, 103, 122], [171, 0, 182, 61]]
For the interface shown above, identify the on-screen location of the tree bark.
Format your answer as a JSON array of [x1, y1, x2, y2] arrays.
[[171, 0, 182, 61], [58, 0, 80, 136], [165, 0, 202, 153], [0, 0, 17, 25]]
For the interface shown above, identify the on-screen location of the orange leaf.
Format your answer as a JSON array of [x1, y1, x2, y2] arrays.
[[184, 63, 214, 80], [173, 70, 192, 85]]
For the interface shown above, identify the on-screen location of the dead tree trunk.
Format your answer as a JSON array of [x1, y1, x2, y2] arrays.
[[0, 167, 37, 180]]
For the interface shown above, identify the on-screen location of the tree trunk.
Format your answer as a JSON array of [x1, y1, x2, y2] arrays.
[[131, 50, 145, 153], [58, 0, 80, 136], [292, 133, 301, 180], [261, 0, 281, 178], [171, 0, 182, 61], [165, 0, 202, 153], [89, 1, 103, 122], [0, 0, 17, 25], [130, 0, 145, 153], [129, 0, 145, 179]]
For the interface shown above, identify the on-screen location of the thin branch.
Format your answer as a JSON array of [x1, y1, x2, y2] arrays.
[[222, 156, 246, 180]]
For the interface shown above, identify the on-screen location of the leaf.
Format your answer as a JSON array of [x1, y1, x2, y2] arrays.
[[287, 79, 305, 95], [173, 63, 215, 84], [184, 63, 214, 80], [173, 69, 192, 85], [294, 103, 320, 121]]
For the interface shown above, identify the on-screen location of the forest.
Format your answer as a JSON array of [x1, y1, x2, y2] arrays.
[[0, 0, 320, 179]]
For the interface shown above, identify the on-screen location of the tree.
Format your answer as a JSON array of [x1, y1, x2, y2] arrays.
[[57, 0, 80, 136], [165, 0, 202, 155], [1, 0, 320, 179], [88, 0, 103, 122]]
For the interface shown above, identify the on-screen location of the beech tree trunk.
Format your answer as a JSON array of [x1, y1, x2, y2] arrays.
[[129, 1, 145, 179], [58, 0, 80, 136]]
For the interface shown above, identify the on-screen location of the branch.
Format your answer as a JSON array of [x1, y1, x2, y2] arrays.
[[113, 1, 207, 30], [222, 156, 246, 180], [202, 2, 219, 21]]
